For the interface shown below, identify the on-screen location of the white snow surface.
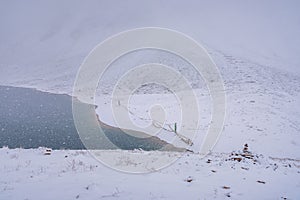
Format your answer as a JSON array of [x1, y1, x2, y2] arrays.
[[1, 0, 300, 199], [1, 147, 299, 200], [1, 0, 300, 93]]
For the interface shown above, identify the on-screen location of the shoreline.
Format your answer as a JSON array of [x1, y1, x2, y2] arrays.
[[0, 85, 184, 151]]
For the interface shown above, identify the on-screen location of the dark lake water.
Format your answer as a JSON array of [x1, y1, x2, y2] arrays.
[[0, 86, 181, 151]]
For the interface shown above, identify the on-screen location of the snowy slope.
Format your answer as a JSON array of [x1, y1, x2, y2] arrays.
[[93, 48, 300, 158], [1, 0, 300, 95], [1, 1, 300, 199], [1, 147, 299, 200]]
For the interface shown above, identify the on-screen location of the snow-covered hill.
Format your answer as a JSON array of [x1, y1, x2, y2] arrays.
[[1, 0, 300, 199], [1, 0, 300, 94], [88, 44, 300, 157]]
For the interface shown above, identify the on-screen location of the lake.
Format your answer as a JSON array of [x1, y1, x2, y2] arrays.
[[0, 86, 181, 151]]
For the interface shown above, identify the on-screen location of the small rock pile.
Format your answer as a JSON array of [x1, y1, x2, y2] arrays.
[[226, 144, 260, 164]]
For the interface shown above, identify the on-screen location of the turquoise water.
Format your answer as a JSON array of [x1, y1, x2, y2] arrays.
[[0, 86, 179, 151]]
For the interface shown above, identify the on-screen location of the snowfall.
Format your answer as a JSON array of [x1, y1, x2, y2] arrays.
[[0, 0, 300, 199]]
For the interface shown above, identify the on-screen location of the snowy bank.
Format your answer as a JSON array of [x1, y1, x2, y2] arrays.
[[1, 147, 299, 199]]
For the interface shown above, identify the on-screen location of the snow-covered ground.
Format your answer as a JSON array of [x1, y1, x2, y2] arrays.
[[94, 49, 300, 158], [1, 0, 300, 93], [1, 147, 299, 200], [1, 0, 300, 199]]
